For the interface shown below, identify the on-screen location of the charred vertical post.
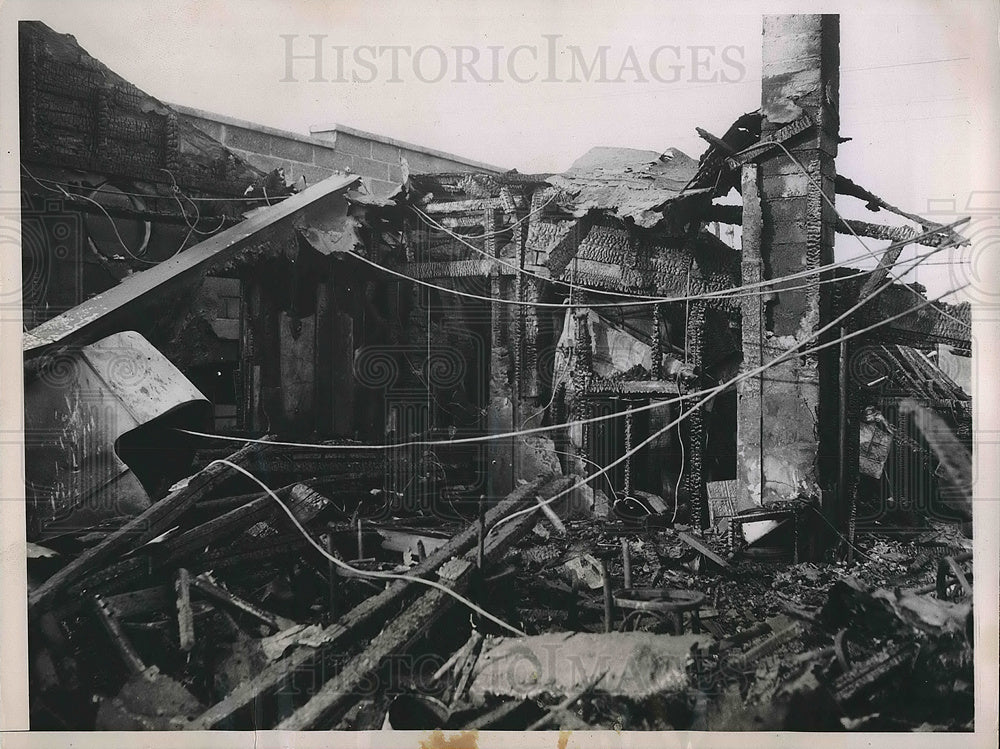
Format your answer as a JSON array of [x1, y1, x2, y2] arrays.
[[738, 164, 766, 510], [753, 14, 840, 512], [686, 301, 708, 529], [486, 206, 514, 497]]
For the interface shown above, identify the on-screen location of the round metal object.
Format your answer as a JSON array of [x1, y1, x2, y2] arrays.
[[612, 587, 705, 613]]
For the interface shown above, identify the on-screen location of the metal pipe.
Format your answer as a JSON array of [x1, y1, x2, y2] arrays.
[[477, 495, 486, 570], [838, 325, 851, 563], [325, 526, 337, 619], [600, 558, 613, 633], [621, 538, 632, 589]]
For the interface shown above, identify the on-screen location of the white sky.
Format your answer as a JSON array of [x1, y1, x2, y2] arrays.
[[4, 0, 998, 298]]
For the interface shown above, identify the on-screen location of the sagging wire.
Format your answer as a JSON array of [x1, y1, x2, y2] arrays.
[[491, 282, 967, 538], [671, 419, 685, 525], [344, 235, 926, 310], [412, 188, 970, 307], [160, 169, 228, 236], [21, 169, 284, 202], [412, 194, 555, 240], [342, 217, 968, 310], [740, 139, 970, 330], [517, 386, 622, 504], [20, 164, 198, 265], [487, 243, 969, 537], [208, 458, 527, 637], [176, 236, 962, 452]]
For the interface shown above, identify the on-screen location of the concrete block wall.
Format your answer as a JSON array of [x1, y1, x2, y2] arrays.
[[171, 104, 505, 195], [740, 14, 841, 507]]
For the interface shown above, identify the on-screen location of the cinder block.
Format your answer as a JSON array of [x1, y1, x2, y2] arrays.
[[350, 156, 389, 180], [313, 146, 353, 170], [368, 179, 395, 196], [762, 53, 824, 80], [370, 139, 402, 164], [763, 14, 823, 39], [402, 150, 443, 173], [762, 172, 810, 199], [225, 125, 272, 155], [237, 151, 292, 176], [268, 135, 313, 163], [184, 116, 223, 141], [287, 162, 340, 187], [335, 132, 373, 158]]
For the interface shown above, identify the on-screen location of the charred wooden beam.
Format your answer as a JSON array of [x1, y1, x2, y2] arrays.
[[702, 203, 954, 248], [175, 569, 195, 652], [158, 494, 277, 565], [90, 595, 146, 675], [188, 475, 567, 730], [190, 573, 296, 631], [276, 478, 570, 730], [28, 438, 273, 619], [424, 198, 505, 215], [391, 258, 506, 279]]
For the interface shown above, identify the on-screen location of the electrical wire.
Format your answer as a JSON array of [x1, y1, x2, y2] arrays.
[[176, 236, 961, 452], [341, 222, 966, 310], [21, 167, 281, 202], [177, 239, 961, 463], [20, 165, 198, 265], [487, 244, 968, 536], [491, 282, 966, 537], [160, 168, 229, 236], [22, 160, 967, 309], [671, 418, 684, 525], [412, 196, 968, 306], [209, 458, 527, 637], [739, 139, 970, 329], [413, 194, 555, 239]]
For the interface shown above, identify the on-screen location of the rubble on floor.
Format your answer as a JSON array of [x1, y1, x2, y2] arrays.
[[26, 437, 974, 732]]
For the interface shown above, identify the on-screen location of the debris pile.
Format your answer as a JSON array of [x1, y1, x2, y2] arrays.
[[27, 441, 974, 731]]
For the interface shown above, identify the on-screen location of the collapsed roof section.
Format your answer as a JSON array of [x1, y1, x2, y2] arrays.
[[547, 146, 710, 229], [24, 174, 361, 357]]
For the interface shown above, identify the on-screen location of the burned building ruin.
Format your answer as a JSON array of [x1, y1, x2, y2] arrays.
[[20, 15, 976, 733]]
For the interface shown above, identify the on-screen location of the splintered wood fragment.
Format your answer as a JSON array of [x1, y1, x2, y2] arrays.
[[432, 633, 475, 683], [276, 477, 572, 730], [176, 569, 195, 652], [676, 531, 730, 569], [90, 595, 146, 675], [535, 494, 566, 535], [100, 586, 172, 618], [695, 127, 735, 155], [28, 438, 273, 619], [190, 573, 296, 631], [187, 475, 566, 730], [158, 494, 275, 564], [448, 631, 484, 706]]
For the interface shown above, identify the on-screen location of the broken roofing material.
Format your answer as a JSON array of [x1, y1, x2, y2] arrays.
[[548, 146, 710, 229]]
